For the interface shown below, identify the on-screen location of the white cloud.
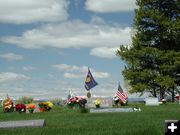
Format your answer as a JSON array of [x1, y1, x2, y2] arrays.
[[92, 72, 110, 78], [85, 0, 136, 13], [0, 0, 68, 24], [0, 72, 30, 83], [52, 64, 79, 72], [90, 47, 118, 59], [64, 73, 82, 79], [1, 19, 132, 49], [64, 72, 109, 79], [22, 66, 36, 71], [53, 64, 111, 79], [0, 53, 24, 60], [53, 64, 87, 73]]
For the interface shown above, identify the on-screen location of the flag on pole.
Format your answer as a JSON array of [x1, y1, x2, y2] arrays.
[[84, 68, 98, 91], [116, 82, 128, 104]]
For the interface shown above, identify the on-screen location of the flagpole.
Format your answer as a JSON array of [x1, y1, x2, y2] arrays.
[[87, 67, 90, 108], [84, 67, 98, 109], [86, 90, 91, 108]]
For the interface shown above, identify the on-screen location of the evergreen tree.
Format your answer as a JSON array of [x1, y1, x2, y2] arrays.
[[117, 0, 180, 101]]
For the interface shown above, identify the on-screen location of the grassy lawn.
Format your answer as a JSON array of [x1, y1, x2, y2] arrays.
[[0, 103, 180, 135]]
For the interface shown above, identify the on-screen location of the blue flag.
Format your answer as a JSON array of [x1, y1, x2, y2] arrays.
[[84, 68, 98, 91]]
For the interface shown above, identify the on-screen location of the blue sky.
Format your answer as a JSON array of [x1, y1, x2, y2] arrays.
[[0, 0, 136, 99]]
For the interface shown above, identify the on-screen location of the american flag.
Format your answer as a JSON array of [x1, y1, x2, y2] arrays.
[[116, 82, 128, 104]]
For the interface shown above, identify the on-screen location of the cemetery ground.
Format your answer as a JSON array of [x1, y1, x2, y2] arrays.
[[0, 103, 180, 135]]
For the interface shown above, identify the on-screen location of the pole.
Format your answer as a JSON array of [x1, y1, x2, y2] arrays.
[[87, 91, 91, 108]]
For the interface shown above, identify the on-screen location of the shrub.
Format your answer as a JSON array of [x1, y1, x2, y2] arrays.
[[51, 98, 63, 106], [80, 108, 89, 113]]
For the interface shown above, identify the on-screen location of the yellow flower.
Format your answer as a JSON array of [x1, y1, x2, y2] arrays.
[[94, 99, 101, 105], [46, 101, 53, 108], [5, 105, 11, 109]]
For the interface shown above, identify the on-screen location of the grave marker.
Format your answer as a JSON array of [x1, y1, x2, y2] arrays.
[[0, 119, 46, 129], [90, 108, 134, 113], [145, 97, 159, 106]]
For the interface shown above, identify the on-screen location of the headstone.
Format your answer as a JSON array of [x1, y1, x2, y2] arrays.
[[90, 108, 134, 113], [0, 119, 46, 129], [145, 97, 159, 106]]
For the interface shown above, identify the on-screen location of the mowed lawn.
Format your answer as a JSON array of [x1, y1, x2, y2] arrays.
[[0, 103, 180, 135]]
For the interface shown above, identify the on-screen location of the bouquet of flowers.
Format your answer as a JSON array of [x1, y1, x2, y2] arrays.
[[3, 95, 14, 112], [67, 96, 87, 109], [113, 95, 119, 106], [15, 104, 26, 113], [94, 99, 101, 108], [67, 97, 79, 108], [38, 101, 53, 112], [26, 104, 36, 113], [113, 95, 127, 106]]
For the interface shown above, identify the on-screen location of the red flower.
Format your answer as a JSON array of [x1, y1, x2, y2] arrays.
[[15, 104, 26, 112]]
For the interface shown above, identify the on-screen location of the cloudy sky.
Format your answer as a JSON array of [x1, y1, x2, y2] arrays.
[[0, 0, 135, 99]]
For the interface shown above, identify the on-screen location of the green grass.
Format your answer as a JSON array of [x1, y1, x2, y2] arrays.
[[0, 103, 180, 135]]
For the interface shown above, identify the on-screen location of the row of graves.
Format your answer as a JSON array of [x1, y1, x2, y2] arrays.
[[0, 68, 159, 128], [1, 92, 129, 115], [0, 94, 173, 129], [0, 92, 131, 129], [0, 95, 52, 128], [1, 95, 53, 113], [0, 67, 172, 130]]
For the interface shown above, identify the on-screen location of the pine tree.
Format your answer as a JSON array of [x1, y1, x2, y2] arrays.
[[117, 0, 180, 101]]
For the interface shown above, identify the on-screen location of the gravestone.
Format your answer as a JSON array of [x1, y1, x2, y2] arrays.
[[90, 108, 134, 113], [0, 119, 46, 129], [145, 97, 159, 106]]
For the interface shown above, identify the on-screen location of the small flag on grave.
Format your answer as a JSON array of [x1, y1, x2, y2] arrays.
[[116, 82, 128, 104]]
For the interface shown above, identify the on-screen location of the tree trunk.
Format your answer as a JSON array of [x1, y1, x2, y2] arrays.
[[153, 89, 157, 97], [160, 88, 165, 101], [171, 89, 175, 102]]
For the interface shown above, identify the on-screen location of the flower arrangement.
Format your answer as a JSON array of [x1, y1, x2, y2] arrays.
[[3, 95, 14, 112], [15, 104, 26, 113], [66, 97, 79, 108], [94, 99, 101, 108], [67, 96, 87, 109], [38, 101, 53, 112], [113, 95, 120, 107], [112, 95, 127, 107], [26, 104, 36, 113]]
